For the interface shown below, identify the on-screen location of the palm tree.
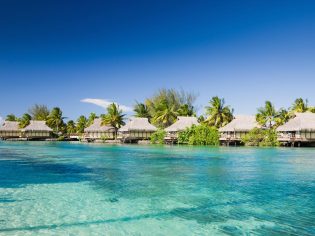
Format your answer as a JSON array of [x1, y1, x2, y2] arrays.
[[204, 96, 233, 128], [76, 116, 87, 134], [133, 102, 151, 119], [152, 98, 179, 127], [28, 104, 50, 121], [87, 112, 98, 126], [19, 113, 32, 128], [101, 103, 125, 139], [5, 114, 18, 121], [145, 88, 197, 127], [291, 98, 308, 113], [274, 108, 291, 127], [198, 115, 205, 123], [66, 120, 77, 134], [178, 104, 195, 116], [308, 106, 315, 113], [46, 107, 65, 133], [256, 101, 277, 128]]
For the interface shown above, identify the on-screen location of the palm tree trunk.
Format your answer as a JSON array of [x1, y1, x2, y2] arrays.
[[114, 128, 118, 140]]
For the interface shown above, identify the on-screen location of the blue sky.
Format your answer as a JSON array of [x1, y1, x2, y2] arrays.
[[0, 0, 315, 121]]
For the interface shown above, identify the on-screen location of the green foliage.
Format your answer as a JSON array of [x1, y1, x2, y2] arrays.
[[19, 113, 31, 128], [178, 104, 196, 116], [66, 120, 76, 134], [100, 134, 110, 141], [291, 98, 308, 113], [204, 96, 233, 128], [198, 115, 205, 123], [133, 102, 151, 119], [151, 98, 179, 128], [308, 107, 315, 113], [5, 114, 18, 121], [145, 88, 197, 128], [87, 112, 98, 127], [76, 116, 87, 134], [290, 98, 315, 113], [274, 108, 291, 127], [101, 103, 125, 139], [57, 135, 65, 141], [150, 129, 166, 144], [178, 124, 219, 145], [46, 107, 65, 133], [256, 101, 277, 128], [28, 104, 50, 121], [241, 128, 279, 146], [260, 129, 279, 146]]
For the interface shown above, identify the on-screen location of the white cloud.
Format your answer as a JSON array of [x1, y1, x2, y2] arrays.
[[80, 98, 133, 112], [0, 116, 3, 125]]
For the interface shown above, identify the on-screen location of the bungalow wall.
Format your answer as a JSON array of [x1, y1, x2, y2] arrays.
[[23, 131, 51, 138], [85, 131, 115, 139], [301, 131, 315, 140], [277, 131, 315, 142], [0, 131, 21, 138], [119, 131, 154, 139], [220, 131, 248, 140]]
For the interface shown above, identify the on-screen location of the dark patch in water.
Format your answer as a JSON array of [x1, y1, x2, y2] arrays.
[[109, 197, 119, 203]]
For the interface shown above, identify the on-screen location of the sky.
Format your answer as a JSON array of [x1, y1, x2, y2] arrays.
[[0, 0, 315, 121]]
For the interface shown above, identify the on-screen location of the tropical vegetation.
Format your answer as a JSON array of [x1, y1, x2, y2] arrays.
[[178, 124, 219, 145], [101, 103, 125, 139], [203, 96, 233, 128], [133, 102, 151, 119], [46, 107, 65, 133], [2, 91, 315, 146], [76, 116, 87, 134], [19, 113, 31, 128], [144, 88, 196, 128], [5, 114, 18, 121], [256, 101, 277, 128], [28, 104, 50, 121], [150, 129, 166, 144], [241, 128, 279, 147]]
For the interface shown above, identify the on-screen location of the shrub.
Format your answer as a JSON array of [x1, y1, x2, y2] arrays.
[[101, 134, 109, 141], [241, 128, 279, 146], [57, 135, 65, 141], [178, 124, 219, 146], [150, 129, 166, 144]]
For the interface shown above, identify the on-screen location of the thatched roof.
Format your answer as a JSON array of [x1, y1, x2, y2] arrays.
[[23, 121, 53, 132], [119, 118, 157, 132], [219, 115, 259, 132], [277, 112, 315, 132], [84, 118, 115, 132], [165, 116, 199, 132], [0, 121, 20, 131]]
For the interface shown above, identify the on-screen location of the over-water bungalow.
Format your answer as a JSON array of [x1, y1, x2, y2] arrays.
[[22, 121, 53, 140], [219, 115, 260, 145], [84, 118, 115, 141], [276, 112, 315, 147], [164, 116, 199, 143], [0, 121, 21, 140], [118, 117, 157, 143]]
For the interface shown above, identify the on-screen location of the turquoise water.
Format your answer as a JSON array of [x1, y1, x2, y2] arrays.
[[0, 142, 315, 235]]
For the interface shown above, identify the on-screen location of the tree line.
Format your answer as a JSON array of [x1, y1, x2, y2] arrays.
[[3, 88, 314, 145]]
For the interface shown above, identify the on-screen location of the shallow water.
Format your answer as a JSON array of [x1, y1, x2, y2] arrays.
[[0, 142, 314, 235]]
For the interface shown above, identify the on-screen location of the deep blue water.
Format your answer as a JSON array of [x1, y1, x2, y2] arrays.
[[0, 142, 314, 235]]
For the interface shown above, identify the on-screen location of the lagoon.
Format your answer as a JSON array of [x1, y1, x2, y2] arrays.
[[0, 142, 314, 235]]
